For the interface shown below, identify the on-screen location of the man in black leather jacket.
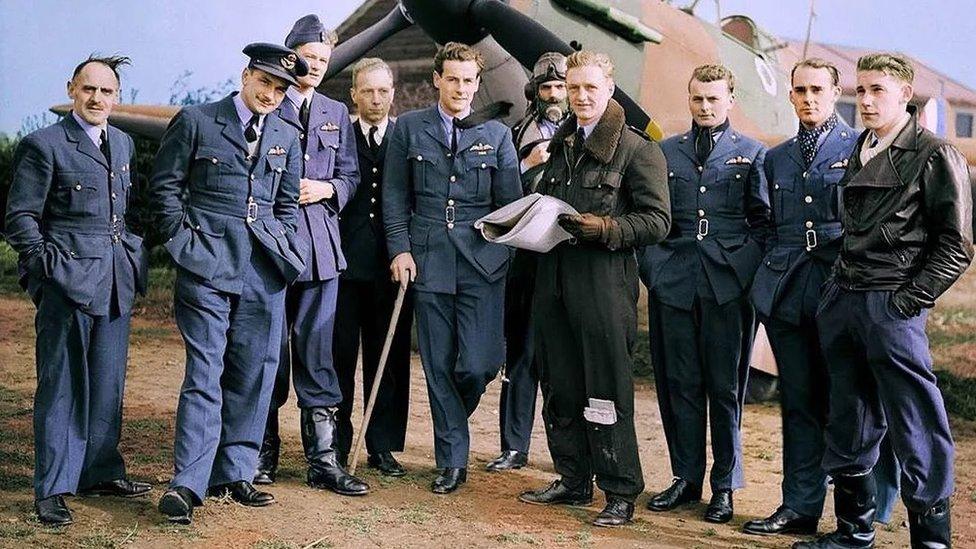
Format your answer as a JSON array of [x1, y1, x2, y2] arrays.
[[796, 53, 973, 549]]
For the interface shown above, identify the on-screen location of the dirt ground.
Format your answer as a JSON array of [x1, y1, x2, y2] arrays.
[[1, 287, 974, 548]]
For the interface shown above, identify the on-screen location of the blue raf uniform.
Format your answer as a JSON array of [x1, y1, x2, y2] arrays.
[[5, 113, 147, 502], [383, 105, 522, 473], [150, 44, 307, 505], [639, 124, 770, 501]]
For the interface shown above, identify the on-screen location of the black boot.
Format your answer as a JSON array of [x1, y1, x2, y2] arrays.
[[793, 472, 876, 548], [908, 499, 951, 549], [301, 407, 369, 496], [254, 408, 280, 485]]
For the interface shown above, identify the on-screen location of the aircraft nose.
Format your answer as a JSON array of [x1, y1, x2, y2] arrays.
[[400, 0, 488, 44]]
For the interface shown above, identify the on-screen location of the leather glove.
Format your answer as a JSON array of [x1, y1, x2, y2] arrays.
[[890, 289, 922, 319], [558, 213, 606, 241]]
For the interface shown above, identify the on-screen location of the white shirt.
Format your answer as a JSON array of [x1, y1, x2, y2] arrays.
[[860, 111, 911, 166], [359, 117, 390, 144]]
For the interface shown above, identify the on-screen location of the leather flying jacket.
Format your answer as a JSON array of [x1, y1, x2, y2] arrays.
[[835, 107, 974, 315]]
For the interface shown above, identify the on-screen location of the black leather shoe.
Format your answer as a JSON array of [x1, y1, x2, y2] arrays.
[[79, 478, 152, 498], [593, 498, 634, 527], [486, 450, 528, 472], [704, 490, 734, 523], [646, 478, 702, 511], [34, 495, 72, 526], [431, 468, 467, 494], [368, 452, 406, 477], [158, 487, 195, 525], [208, 481, 275, 507], [908, 499, 951, 549], [793, 473, 876, 549], [518, 479, 593, 506], [743, 506, 819, 536], [254, 408, 280, 485], [301, 408, 370, 496]]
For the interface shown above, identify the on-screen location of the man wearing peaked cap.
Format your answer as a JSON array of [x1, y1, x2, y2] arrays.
[[150, 42, 308, 524], [254, 14, 368, 497]]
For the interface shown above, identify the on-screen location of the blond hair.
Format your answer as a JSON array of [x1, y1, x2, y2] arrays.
[[792, 57, 840, 86], [351, 57, 393, 88], [856, 52, 915, 84], [433, 42, 484, 75], [566, 50, 614, 78], [689, 64, 735, 93]]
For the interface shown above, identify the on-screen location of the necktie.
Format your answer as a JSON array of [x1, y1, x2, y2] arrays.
[[572, 127, 586, 162], [798, 114, 838, 167], [244, 115, 260, 143], [299, 99, 310, 152], [695, 127, 713, 165], [451, 118, 460, 156], [99, 129, 111, 165], [368, 125, 379, 152]]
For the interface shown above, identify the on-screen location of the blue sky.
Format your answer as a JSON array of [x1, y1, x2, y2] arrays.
[[1, 1, 974, 135]]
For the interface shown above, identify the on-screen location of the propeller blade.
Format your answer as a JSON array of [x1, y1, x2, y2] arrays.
[[51, 104, 177, 141], [466, 0, 652, 133], [325, 4, 414, 80]]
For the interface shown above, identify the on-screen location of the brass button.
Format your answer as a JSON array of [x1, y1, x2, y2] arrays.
[[480, 163, 487, 169], [448, 199, 455, 206], [805, 221, 814, 228], [699, 186, 706, 193], [370, 198, 376, 203], [372, 183, 377, 188], [697, 209, 705, 217], [372, 167, 378, 173], [416, 155, 423, 161], [802, 171, 808, 178], [303, 154, 310, 161], [697, 166, 703, 172], [804, 195, 813, 203], [668, 171, 674, 177], [774, 184, 780, 190], [369, 213, 375, 219], [450, 175, 457, 182], [211, 157, 218, 164], [276, 167, 283, 173], [75, 184, 82, 190], [446, 153, 452, 158], [735, 174, 741, 179], [111, 192, 117, 199], [447, 222, 455, 229], [110, 172, 115, 179], [696, 234, 704, 241]]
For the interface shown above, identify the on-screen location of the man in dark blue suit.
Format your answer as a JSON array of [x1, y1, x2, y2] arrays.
[[5, 55, 150, 526], [332, 57, 413, 478], [151, 43, 309, 524], [743, 58, 856, 537], [639, 64, 771, 524], [253, 14, 367, 497], [383, 42, 522, 494]]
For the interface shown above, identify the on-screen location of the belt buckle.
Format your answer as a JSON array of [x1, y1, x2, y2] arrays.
[[697, 218, 709, 238], [805, 229, 818, 250], [445, 205, 456, 224], [247, 198, 258, 223]]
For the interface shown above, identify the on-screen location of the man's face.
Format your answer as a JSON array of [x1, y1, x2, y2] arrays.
[[538, 80, 567, 104], [351, 68, 395, 125], [433, 59, 480, 116], [688, 78, 734, 128], [566, 65, 613, 126], [240, 68, 290, 115], [67, 62, 120, 127], [790, 66, 841, 129], [294, 42, 331, 90], [856, 70, 913, 136]]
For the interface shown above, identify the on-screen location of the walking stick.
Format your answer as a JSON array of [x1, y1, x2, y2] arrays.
[[349, 282, 408, 475]]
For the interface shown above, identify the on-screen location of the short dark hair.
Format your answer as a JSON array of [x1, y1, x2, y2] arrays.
[[791, 58, 840, 87], [433, 42, 484, 76], [72, 54, 131, 84]]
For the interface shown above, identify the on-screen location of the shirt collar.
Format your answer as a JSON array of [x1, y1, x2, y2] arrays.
[[71, 111, 103, 146], [578, 118, 599, 139], [359, 117, 390, 141], [437, 103, 471, 127], [287, 86, 314, 111], [232, 93, 263, 129]]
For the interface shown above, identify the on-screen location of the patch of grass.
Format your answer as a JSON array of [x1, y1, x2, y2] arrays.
[[77, 523, 138, 548], [703, 527, 717, 537], [0, 522, 36, 541], [936, 370, 976, 421], [150, 522, 200, 540], [400, 503, 433, 525], [492, 532, 538, 545], [334, 506, 384, 536], [252, 540, 298, 549], [574, 529, 593, 549]]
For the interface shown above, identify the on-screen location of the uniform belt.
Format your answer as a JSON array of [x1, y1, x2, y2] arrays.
[[413, 196, 491, 224], [188, 197, 275, 221], [775, 223, 843, 249], [43, 218, 125, 238], [674, 216, 750, 241]]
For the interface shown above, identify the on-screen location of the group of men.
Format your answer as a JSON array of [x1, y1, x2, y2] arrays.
[[5, 10, 973, 549]]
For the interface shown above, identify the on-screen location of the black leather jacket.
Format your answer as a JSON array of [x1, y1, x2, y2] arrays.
[[835, 107, 974, 316]]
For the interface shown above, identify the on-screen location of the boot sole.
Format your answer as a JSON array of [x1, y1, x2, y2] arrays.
[[518, 496, 593, 507], [158, 494, 192, 525], [646, 499, 701, 512], [307, 482, 369, 496], [79, 489, 151, 499], [742, 525, 818, 537]]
